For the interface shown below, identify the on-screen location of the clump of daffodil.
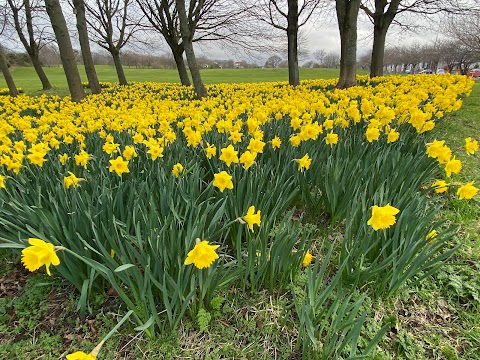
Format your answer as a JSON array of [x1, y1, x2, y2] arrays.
[[242, 205, 261, 232], [21, 238, 63, 276], [367, 204, 400, 231], [213, 171, 233, 192], [184, 239, 220, 269]]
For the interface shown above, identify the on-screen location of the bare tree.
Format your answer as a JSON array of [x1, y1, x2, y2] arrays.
[[264, 54, 283, 67], [175, 0, 207, 98], [245, 0, 324, 86], [44, 0, 85, 102], [6, 0, 52, 89], [73, 0, 101, 93], [360, 0, 480, 77], [323, 51, 341, 68], [136, 0, 190, 85], [84, 0, 142, 85], [336, 0, 361, 88], [445, 13, 480, 53]]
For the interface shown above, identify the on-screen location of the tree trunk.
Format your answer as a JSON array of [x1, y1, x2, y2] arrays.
[[112, 50, 128, 85], [44, 0, 85, 102], [287, 0, 300, 87], [175, 0, 207, 99], [173, 48, 191, 86], [368, 0, 400, 78], [30, 52, 52, 90], [370, 24, 388, 77], [336, 0, 361, 89], [0, 48, 19, 96], [73, 0, 101, 94]]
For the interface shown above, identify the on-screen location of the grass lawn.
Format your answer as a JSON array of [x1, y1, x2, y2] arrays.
[[0, 77, 478, 359], [0, 65, 369, 95]]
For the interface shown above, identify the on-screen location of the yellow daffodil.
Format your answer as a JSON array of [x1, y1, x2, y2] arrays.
[[0, 175, 5, 188], [75, 150, 91, 168], [205, 143, 216, 159], [66, 352, 96, 360], [367, 204, 400, 231], [426, 230, 438, 241], [325, 132, 338, 146], [64, 172, 80, 189], [432, 180, 448, 193], [296, 154, 312, 172], [27, 151, 47, 166], [109, 156, 129, 176], [271, 136, 281, 149], [184, 240, 220, 269], [219, 145, 239, 167], [147, 145, 164, 160], [243, 206, 261, 232], [172, 163, 184, 177], [21, 238, 61, 276], [387, 129, 400, 143], [239, 151, 256, 170], [122, 145, 137, 160], [247, 138, 265, 154], [465, 137, 478, 155], [445, 157, 462, 177], [302, 251, 313, 267], [213, 171, 233, 192], [59, 153, 69, 165], [366, 127, 380, 143], [457, 181, 478, 200]]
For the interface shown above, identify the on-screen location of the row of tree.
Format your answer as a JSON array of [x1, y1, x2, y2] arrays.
[[358, 39, 480, 75], [1, 0, 479, 100]]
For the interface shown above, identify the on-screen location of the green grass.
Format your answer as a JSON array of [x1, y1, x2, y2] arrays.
[[0, 78, 478, 359], [0, 65, 365, 95]]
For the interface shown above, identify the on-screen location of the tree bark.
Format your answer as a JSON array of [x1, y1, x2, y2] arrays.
[[172, 47, 191, 86], [44, 0, 85, 102], [368, 0, 400, 78], [287, 0, 300, 87], [112, 49, 128, 85], [73, 0, 101, 94], [370, 24, 388, 77], [336, 0, 361, 89], [0, 47, 19, 96], [30, 52, 52, 90], [175, 0, 207, 99]]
